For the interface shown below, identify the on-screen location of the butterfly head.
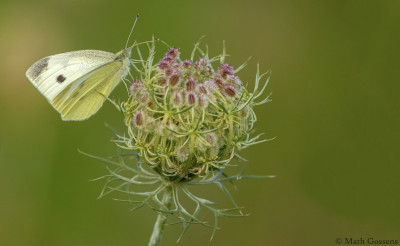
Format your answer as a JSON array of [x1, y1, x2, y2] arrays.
[[114, 47, 132, 62]]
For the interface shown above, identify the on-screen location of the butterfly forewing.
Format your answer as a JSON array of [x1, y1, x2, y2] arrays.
[[26, 49, 131, 120], [26, 50, 115, 101]]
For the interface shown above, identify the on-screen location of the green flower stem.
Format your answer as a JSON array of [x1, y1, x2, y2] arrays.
[[148, 186, 172, 246]]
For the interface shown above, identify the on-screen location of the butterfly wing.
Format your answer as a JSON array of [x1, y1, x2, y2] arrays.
[[52, 61, 126, 120], [26, 50, 115, 101], [26, 49, 130, 120]]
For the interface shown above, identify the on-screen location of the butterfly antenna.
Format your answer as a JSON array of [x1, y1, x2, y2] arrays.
[[134, 39, 160, 46], [125, 14, 139, 49]]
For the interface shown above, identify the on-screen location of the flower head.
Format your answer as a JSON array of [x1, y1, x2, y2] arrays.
[[123, 42, 271, 182], [87, 40, 272, 243]]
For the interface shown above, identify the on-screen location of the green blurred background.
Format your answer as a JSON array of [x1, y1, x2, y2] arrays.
[[1, 0, 399, 245]]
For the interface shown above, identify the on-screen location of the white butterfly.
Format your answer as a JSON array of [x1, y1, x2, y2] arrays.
[[26, 49, 131, 121], [26, 17, 139, 121]]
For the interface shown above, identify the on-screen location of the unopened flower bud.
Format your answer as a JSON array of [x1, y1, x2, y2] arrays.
[[182, 60, 193, 68], [203, 80, 218, 92], [133, 110, 144, 127], [197, 57, 208, 66], [239, 106, 250, 119], [176, 146, 189, 162], [169, 73, 181, 86], [213, 76, 224, 88], [129, 79, 143, 96], [197, 84, 208, 94], [122, 43, 269, 184], [171, 91, 183, 107], [186, 92, 196, 105], [165, 47, 180, 59], [165, 68, 174, 76], [158, 77, 167, 85], [114, 41, 270, 231], [198, 94, 209, 108], [186, 77, 197, 91], [219, 63, 234, 77], [227, 74, 243, 87], [205, 132, 218, 146], [223, 84, 237, 97], [139, 92, 149, 104], [157, 60, 169, 69]]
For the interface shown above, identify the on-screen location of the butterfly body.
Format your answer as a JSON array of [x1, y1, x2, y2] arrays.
[[26, 48, 131, 121]]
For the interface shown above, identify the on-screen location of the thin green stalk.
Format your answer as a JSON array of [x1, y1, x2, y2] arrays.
[[148, 186, 173, 246]]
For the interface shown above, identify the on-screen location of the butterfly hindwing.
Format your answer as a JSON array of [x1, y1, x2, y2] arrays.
[[52, 61, 124, 121]]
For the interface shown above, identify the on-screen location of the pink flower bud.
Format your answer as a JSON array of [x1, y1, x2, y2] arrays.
[[186, 92, 196, 105], [223, 84, 237, 97], [186, 77, 197, 92], [197, 84, 208, 94], [165, 68, 174, 76], [198, 94, 209, 108], [169, 73, 181, 86], [172, 91, 183, 107], [129, 79, 143, 96], [219, 63, 234, 77], [227, 74, 243, 87], [158, 77, 167, 85], [133, 110, 144, 127], [201, 58, 208, 66], [182, 60, 193, 68], [204, 80, 218, 92], [213, 76, 224, 88], [165, 47, 180, 59], [139, 92, 149, 104]]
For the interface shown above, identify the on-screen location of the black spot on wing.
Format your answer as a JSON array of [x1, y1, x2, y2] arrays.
[[31, 57, 49, 78], [57, 75, 66, 83]]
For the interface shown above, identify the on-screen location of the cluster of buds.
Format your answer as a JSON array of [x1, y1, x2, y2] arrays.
[[122, 46, 269, 182], [86, 41, 272, 243]]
